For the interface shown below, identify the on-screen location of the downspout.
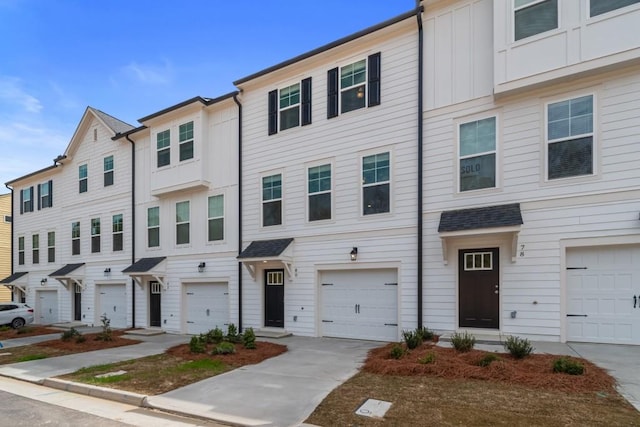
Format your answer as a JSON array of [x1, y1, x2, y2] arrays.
[[125, 135, 136, 328], [5, 184, 13, 301], [233, 92, 243, 331], [416, 2, 424, 328]]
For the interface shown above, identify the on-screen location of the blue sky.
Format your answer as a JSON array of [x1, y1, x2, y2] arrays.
[[0, 0, 416, 191]]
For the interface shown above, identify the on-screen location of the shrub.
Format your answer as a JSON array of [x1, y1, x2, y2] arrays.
[[418, 352, 436, 364], [242, 327, 257, 350], [402, 329, 423, 350], [226, 323, 240, 343], [503, 335, 534, 359], [389, 344, 406, 360], [75, 335, 86, 344], [95, 315, 113, 342], [205, 327, 224, 344], [553, 357, 584, 375], [61, 328, 81, 342], [0, 325, 11, 332], [214, 341, 236, 355], [416, 326, 435, 341], [478, 353, 501, 367], [189, 336, 206, 353], [450, 331, 476, 352], [16, 326, 34, 335]]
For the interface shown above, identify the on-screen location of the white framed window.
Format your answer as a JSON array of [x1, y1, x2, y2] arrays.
[[4, 215, 11, 223], [327, 53, 380, 118], [308, 164, 332, 221], [112, 214, 123, 252], [362, 152, 390, 215], [147, 207, 160, 248], [266, 271, 284, 285], [38, 180, 52, 209], [72, 221, 80, 255], [208, 195, 224, 242], [464, 252, 493, 271], [79, 164, 88, 193], [176, 201, 190, 245], [514, 0, 558, 41], [21, 187, 33, 213], [157, 130, 170, 167], [104, 155, 114, 186], [459, 117, 497, 192], [546, 94, 594, 180], [32, 234, 39, 264], [91, 218, 101, 253], [262, 174, 282, 227], [179, 121, 194, 161], [590, 0, 640, 17], [340, 59, 367, 114], [47, 231, 55, 263], [279, 83, 300, 131], [18, 236, 24, 265]]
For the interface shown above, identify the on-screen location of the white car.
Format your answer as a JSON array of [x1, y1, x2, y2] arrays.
[[0, 303, 35, 329]]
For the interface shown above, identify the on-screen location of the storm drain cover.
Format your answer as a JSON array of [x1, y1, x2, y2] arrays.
[[95, 370, 127, 378], [355, 399, 392, 418]]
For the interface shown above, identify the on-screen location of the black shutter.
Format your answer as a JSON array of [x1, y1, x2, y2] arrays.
[[327, 67, 338, 119], [268, 90, 278, 135], [29, 187, 34, 212], [19, 189, 23, 215], [368, 52, 381, 107], [37, 184, 41, 210], [301, 77, 312, 126], [48, 180, 53, 207]]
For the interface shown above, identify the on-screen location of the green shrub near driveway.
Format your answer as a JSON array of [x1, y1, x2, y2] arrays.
[[553, 357, 585, 375], [503, 336, 534, 359], [450, 331, 476, 352]]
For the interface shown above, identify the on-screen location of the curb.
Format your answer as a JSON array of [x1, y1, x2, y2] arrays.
[[42, 378, 148, 407]]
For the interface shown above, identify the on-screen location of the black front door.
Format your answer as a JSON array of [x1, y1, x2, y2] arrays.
[[459, 248, 499, 329], [74, 284, 82, 321], [149, 281, 162, 327], [264, 269, 284, 328]]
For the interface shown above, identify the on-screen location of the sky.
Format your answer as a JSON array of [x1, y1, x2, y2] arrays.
[[0, 0, 416, 192]]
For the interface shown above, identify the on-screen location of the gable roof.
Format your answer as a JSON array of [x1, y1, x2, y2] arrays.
[[91, 107, 135, 135], [0, 272, 28, 284], [122, 257, 167, 273], [49, 263, 85, 277], [438, 204, 523, 233]]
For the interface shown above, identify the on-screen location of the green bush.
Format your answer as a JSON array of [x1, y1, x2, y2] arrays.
[[16, 326, 34, 335], [75, 335, 86, 344], [478, 353, 501, 367], [450, 331, 476, 352], [95, 315, 113, 342], [0, 325, 11, 332], [214, 341, 236, 355], [416, 326, 435, 341], [389, 344, 406, 360], [242, 328, 257, 350], [205, 327, 224, 344], [189, 336, 206, 354], [553, 357, 584, 375], [61, 328, 81, 342], [503, 335, 534, 359], [402, 329, 423, 350], [418, 352, 436, 364], [226, 323, 240, 343]]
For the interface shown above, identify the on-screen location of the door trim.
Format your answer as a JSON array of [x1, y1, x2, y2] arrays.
[[264, 269, 285, 328], [458, 247, 500, 329]]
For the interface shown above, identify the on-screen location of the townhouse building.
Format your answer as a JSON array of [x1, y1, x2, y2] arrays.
[[0, 194, 11, 301]]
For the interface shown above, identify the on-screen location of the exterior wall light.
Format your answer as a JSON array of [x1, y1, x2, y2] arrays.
[[104, 268, 111, 276], [350, 247, 358, 261], [198, 262, 206, 273], [40, 278, 47, 286]]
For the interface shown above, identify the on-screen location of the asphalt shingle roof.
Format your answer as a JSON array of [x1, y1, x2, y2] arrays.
[[49, 263, 85, 277], [238, 238, 294, 259], [91, 107, 135, 135], [0, 272, 28, 283], [122, 257, 166, 273], [438, 203, 523, 232]]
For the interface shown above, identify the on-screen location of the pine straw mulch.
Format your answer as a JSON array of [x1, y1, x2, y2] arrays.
[[363, 342, 616, 393], [35, 330, 141, 351], [0, 326, 60, 340], [165, 340, 287, 364]]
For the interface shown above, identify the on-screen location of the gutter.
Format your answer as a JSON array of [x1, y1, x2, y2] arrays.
[[4, 184, 13, 288], [233, 93, 243, 331], [416, 1, 424, 328], [125, 135, 137, 328]]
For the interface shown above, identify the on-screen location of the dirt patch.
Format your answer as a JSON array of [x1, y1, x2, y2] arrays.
[[0, 326, 59, 340]]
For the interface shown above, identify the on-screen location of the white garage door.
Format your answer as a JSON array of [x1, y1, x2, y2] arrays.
[[37, 290, 58, 325], [320, 269, 398, 342], [97, 284, 127, 328], [567, 245, 640, 345], [184, 283, 229, 335]]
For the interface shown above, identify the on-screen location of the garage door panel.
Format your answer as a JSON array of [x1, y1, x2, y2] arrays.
[[98, 285, 127, 329], [185, 283, 228, 335], [37, 291, 58, 325]]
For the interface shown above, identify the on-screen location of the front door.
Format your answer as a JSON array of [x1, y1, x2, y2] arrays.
[[149, 281, 162, 327], [74, 284, 82, 321], [459, 248, 499, 329], [264, 269, 284, 328]]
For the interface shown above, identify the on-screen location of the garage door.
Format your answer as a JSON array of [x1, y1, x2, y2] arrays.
[[37, 290, 58, 325], [320, 269, 398, 342], [567, 245, 640, 345], [97, 284, 127, 328], [184, 283, 229, 335]]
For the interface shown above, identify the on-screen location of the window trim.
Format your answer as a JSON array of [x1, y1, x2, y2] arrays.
[[20, 187, 34, 214], [207, 194, 225, 242], [38, 180, 52, 209], [112, 214, 123, 252], [156, 129, 171, 168], [360, 150, 392, 217], [306, 160, 334, 223], [47, 231, 55, 263], [261, 171, 284, 228], [268, 77, 312, 135], [175, 200, 190, 246], [589, 0, 640, 18], [147, 206, 160, 249], [456, 113, 500, 194], [79, 164, 88, 193], [71, 221, 81, 256], [513, 0, 559, 42], [32, 234, 39, 265], [18, 236, 24, 265], [327, 52, 381, 119], [91, 217, 101, 253], [104, 155, 114, 187], [179, 121, 194, 162]]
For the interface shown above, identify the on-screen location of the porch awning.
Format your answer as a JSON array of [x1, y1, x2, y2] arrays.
[[49, 263, 86, 289], [438, 203, 523, 264], [122, 257, 167, 288], [0, 272, 28, 294], [238, 238, 294, 280]]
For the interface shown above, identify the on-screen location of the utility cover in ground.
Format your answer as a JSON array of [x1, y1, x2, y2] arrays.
[[355, 398, 392, 418]]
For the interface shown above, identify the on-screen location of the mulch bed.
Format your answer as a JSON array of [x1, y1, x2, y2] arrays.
[[0, 326, 60, 340], [364, 342, 616, 393], [166, 341, 287, 365], [35, 330, 141, 351]]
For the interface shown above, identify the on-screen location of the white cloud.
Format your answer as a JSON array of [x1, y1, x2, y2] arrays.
[[122, 60, 173, 85], [0, 76, 43, 113]]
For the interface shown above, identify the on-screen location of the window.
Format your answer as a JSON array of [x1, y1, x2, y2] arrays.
[[79, 164, 88, 193], [91, 218, 101, 253], [327, 52, 380, 118], [262, 174, 282, 226], [3, 216, 11, 223], [464, 252, 493, 271], [32, 234, 39, 264], [208, 195, 224, 241], [590, 0, 640, 17], [104, 156, 114, 186], [308, 164, 331, 221], [157, 130, 170, 167], [268, 78, 312, 135], [72, 221, 80, 255], [18, 236, 24, 265], [112, 214, 123, 251], [459, 117, 497, 192], [362, 152, 390, 215], [20, 187, 33, 213], [547, 95, 594, 180], [179, 122, 194, 161], [176, 201, 190, 245], [147, 207, 160, 248], [514, 0, 558, 41], [38, 180, 52, 209], [47, 231, 55, 263]]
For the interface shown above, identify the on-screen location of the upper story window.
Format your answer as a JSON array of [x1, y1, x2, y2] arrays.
[[157, 130, 170, 167], [20, 187, 34, 214], [327, 52, 381, 118], [72, 221, 80, 255], [590, 0, 640, 17], [268, 78, 312, 135], [91, 218, 101, 253], [362, 152, 390, 215], [547, 94, 594, 180], [47, 231, 55, 263], [32, 234, 39, 264], [18, 236, 24, 265], [308, 164, 332, 221], [262, 174, 282, 227], [147, 207, 160, 248], [112, 214, 123, 252], [459, 117, 497, 192], [208, 195, 224, 242], [179, 121, 194, 161], [176, 201, 190, 245], [104, 156, 114, 186], [79, 164, 88, 193], [38, 180, 53, 209], [514, 0, 558, 41]]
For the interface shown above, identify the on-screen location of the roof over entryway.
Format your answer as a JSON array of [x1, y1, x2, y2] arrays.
[[0, 272, 28, 294], [238, 238, 294, 280], [122, 257, 167, 289], [49, 263, 85, 289]]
